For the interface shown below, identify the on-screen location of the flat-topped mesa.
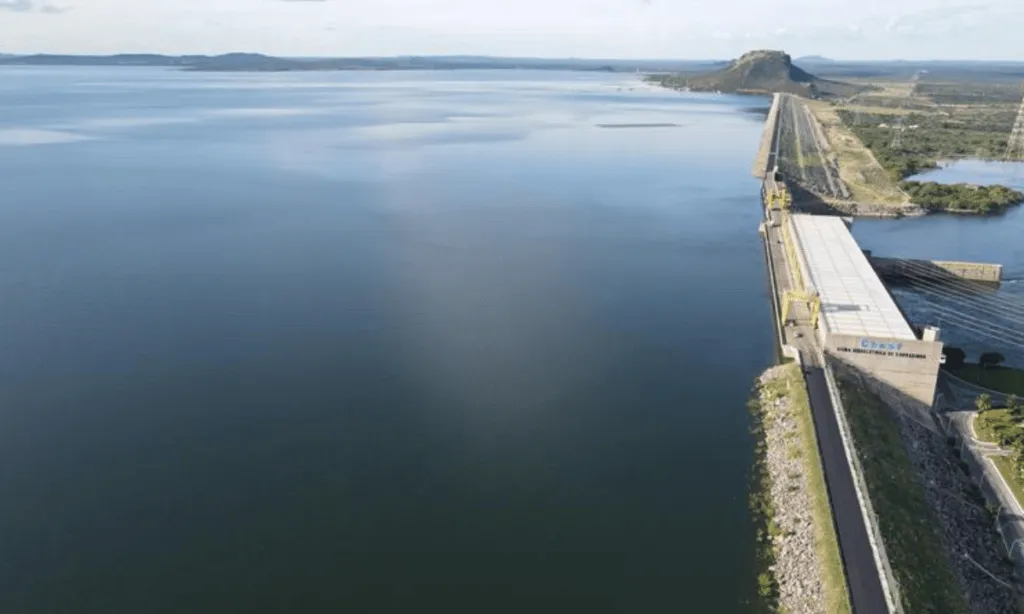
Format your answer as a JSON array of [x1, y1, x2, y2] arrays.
[[684, 49, 865, 99], [731, 50, 808, 81]]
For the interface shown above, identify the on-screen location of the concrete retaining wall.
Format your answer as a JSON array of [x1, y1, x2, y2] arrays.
[[760, 218, 786, 352], [955, 436, 1024, 569], [752, 93, 782, 179], [824, 334, 944, 411], [869, 256, 1002, 283]]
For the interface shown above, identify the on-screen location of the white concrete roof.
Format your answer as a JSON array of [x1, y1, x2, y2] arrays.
[[790, 214, 916, 340]]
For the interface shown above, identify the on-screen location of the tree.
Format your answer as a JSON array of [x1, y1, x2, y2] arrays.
[[979, 352, 1006, 369], [976, 393, 993, 414], [1008, 394, 1021, 419], [942, 347, 966, 370]]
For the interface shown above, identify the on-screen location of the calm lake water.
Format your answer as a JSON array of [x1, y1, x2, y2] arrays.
[[0, 68, 778, 613], [855, 160, 1024, 365]]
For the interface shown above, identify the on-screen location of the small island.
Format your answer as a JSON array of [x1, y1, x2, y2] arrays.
[[900, 181, 1023, 214]]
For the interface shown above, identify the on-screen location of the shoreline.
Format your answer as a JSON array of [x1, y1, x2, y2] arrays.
[[749, 364, 851, 614]]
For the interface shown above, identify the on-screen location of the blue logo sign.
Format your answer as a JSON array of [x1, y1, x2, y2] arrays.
[[860, 338, 903, 352]]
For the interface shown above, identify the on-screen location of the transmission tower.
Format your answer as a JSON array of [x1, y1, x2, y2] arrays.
[[891, 70, 924, 149], [1005, 90, 1024, 161]]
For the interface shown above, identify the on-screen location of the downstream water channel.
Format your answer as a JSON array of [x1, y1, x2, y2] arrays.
[[855, 160, 1024, 365]]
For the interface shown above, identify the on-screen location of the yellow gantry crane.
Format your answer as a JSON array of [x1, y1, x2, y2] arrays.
[[781, 288, 821, 330], [764, 167, 793, 212], [767, 176, 820, 331]]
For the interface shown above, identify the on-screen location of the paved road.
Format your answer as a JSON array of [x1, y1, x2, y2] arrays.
[[803, 363, 890, 614], [762, 212, 889, 614]]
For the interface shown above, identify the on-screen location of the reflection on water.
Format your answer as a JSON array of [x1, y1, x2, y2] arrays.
[[913, 159, 1024, 189], [0, 68, 776, 613]]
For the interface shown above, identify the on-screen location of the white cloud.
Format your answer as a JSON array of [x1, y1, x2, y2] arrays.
[[0, 0, 1021, 60], [0, 0, 68, 12]]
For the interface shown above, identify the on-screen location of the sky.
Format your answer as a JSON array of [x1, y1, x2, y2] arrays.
[[1, 0, 1022, 61]]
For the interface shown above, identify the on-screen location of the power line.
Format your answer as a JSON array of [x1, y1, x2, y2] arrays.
[[898, 298, 1024, 350], [887, 260, 1024, 318], [895, 279, 1024, 330], [891, 70, 924, 149], [899, 281, 1024, 340], [902, 284, 1024, 329], [892, 259, 1023, 303], [889, 280, 1024, 342], [1006, 88, 1024, 161], [893, 264, 1024, 324]]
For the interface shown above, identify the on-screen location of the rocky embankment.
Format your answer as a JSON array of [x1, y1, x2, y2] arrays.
[[758, 365, 828, 614], [899, 416, 1018, 613]]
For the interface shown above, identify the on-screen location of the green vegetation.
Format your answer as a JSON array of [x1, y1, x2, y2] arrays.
[[914, 81, 1024, 105], [749, 366, 851, 614], [974, 397, 1023, 450], [989, 455, 1024, 510], [972, 396, 1024, 507], [829, 80, 1024, 214], [838, 379, 970, 614], [748, 382, 781, 613], [900, 181, 1023, 214], [835, 109, 1013, 181], [950, 365, 1024, 396]]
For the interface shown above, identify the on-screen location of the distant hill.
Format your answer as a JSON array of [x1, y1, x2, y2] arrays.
[[795, 55, 834, 63], [675, 50, 866, 99]]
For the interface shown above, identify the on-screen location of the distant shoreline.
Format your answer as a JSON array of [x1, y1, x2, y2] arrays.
[[4, 54, 1024, 77], [0, 53, 721, 74]]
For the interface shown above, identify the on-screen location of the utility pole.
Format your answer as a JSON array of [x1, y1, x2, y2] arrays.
[[1005, 88, 1024, 161], [891, 70, 924, 150]]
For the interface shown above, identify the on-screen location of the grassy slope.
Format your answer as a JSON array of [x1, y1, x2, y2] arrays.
[[973, 408, 1009, 444], [838, 380, 970, 614], [973, 409, 1024, 517], [990, 456, 1024, 511], [804, 100, 908, 207]]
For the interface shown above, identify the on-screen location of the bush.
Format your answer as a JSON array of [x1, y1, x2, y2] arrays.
[[980, 352, 1007, 369], [943, 347, 967, 370]]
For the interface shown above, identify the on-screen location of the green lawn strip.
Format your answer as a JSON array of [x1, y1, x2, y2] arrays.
[[782, 366, 852, 614], [974, 409, 1009, 443], [838, 380, 970, 614], [973, 409, 1024, 509], [989, 456, 1024, 512], [951, 365, 1024, 397]]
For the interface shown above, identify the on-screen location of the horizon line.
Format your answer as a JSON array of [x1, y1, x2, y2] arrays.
[[4, 52, 1024, 64]]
